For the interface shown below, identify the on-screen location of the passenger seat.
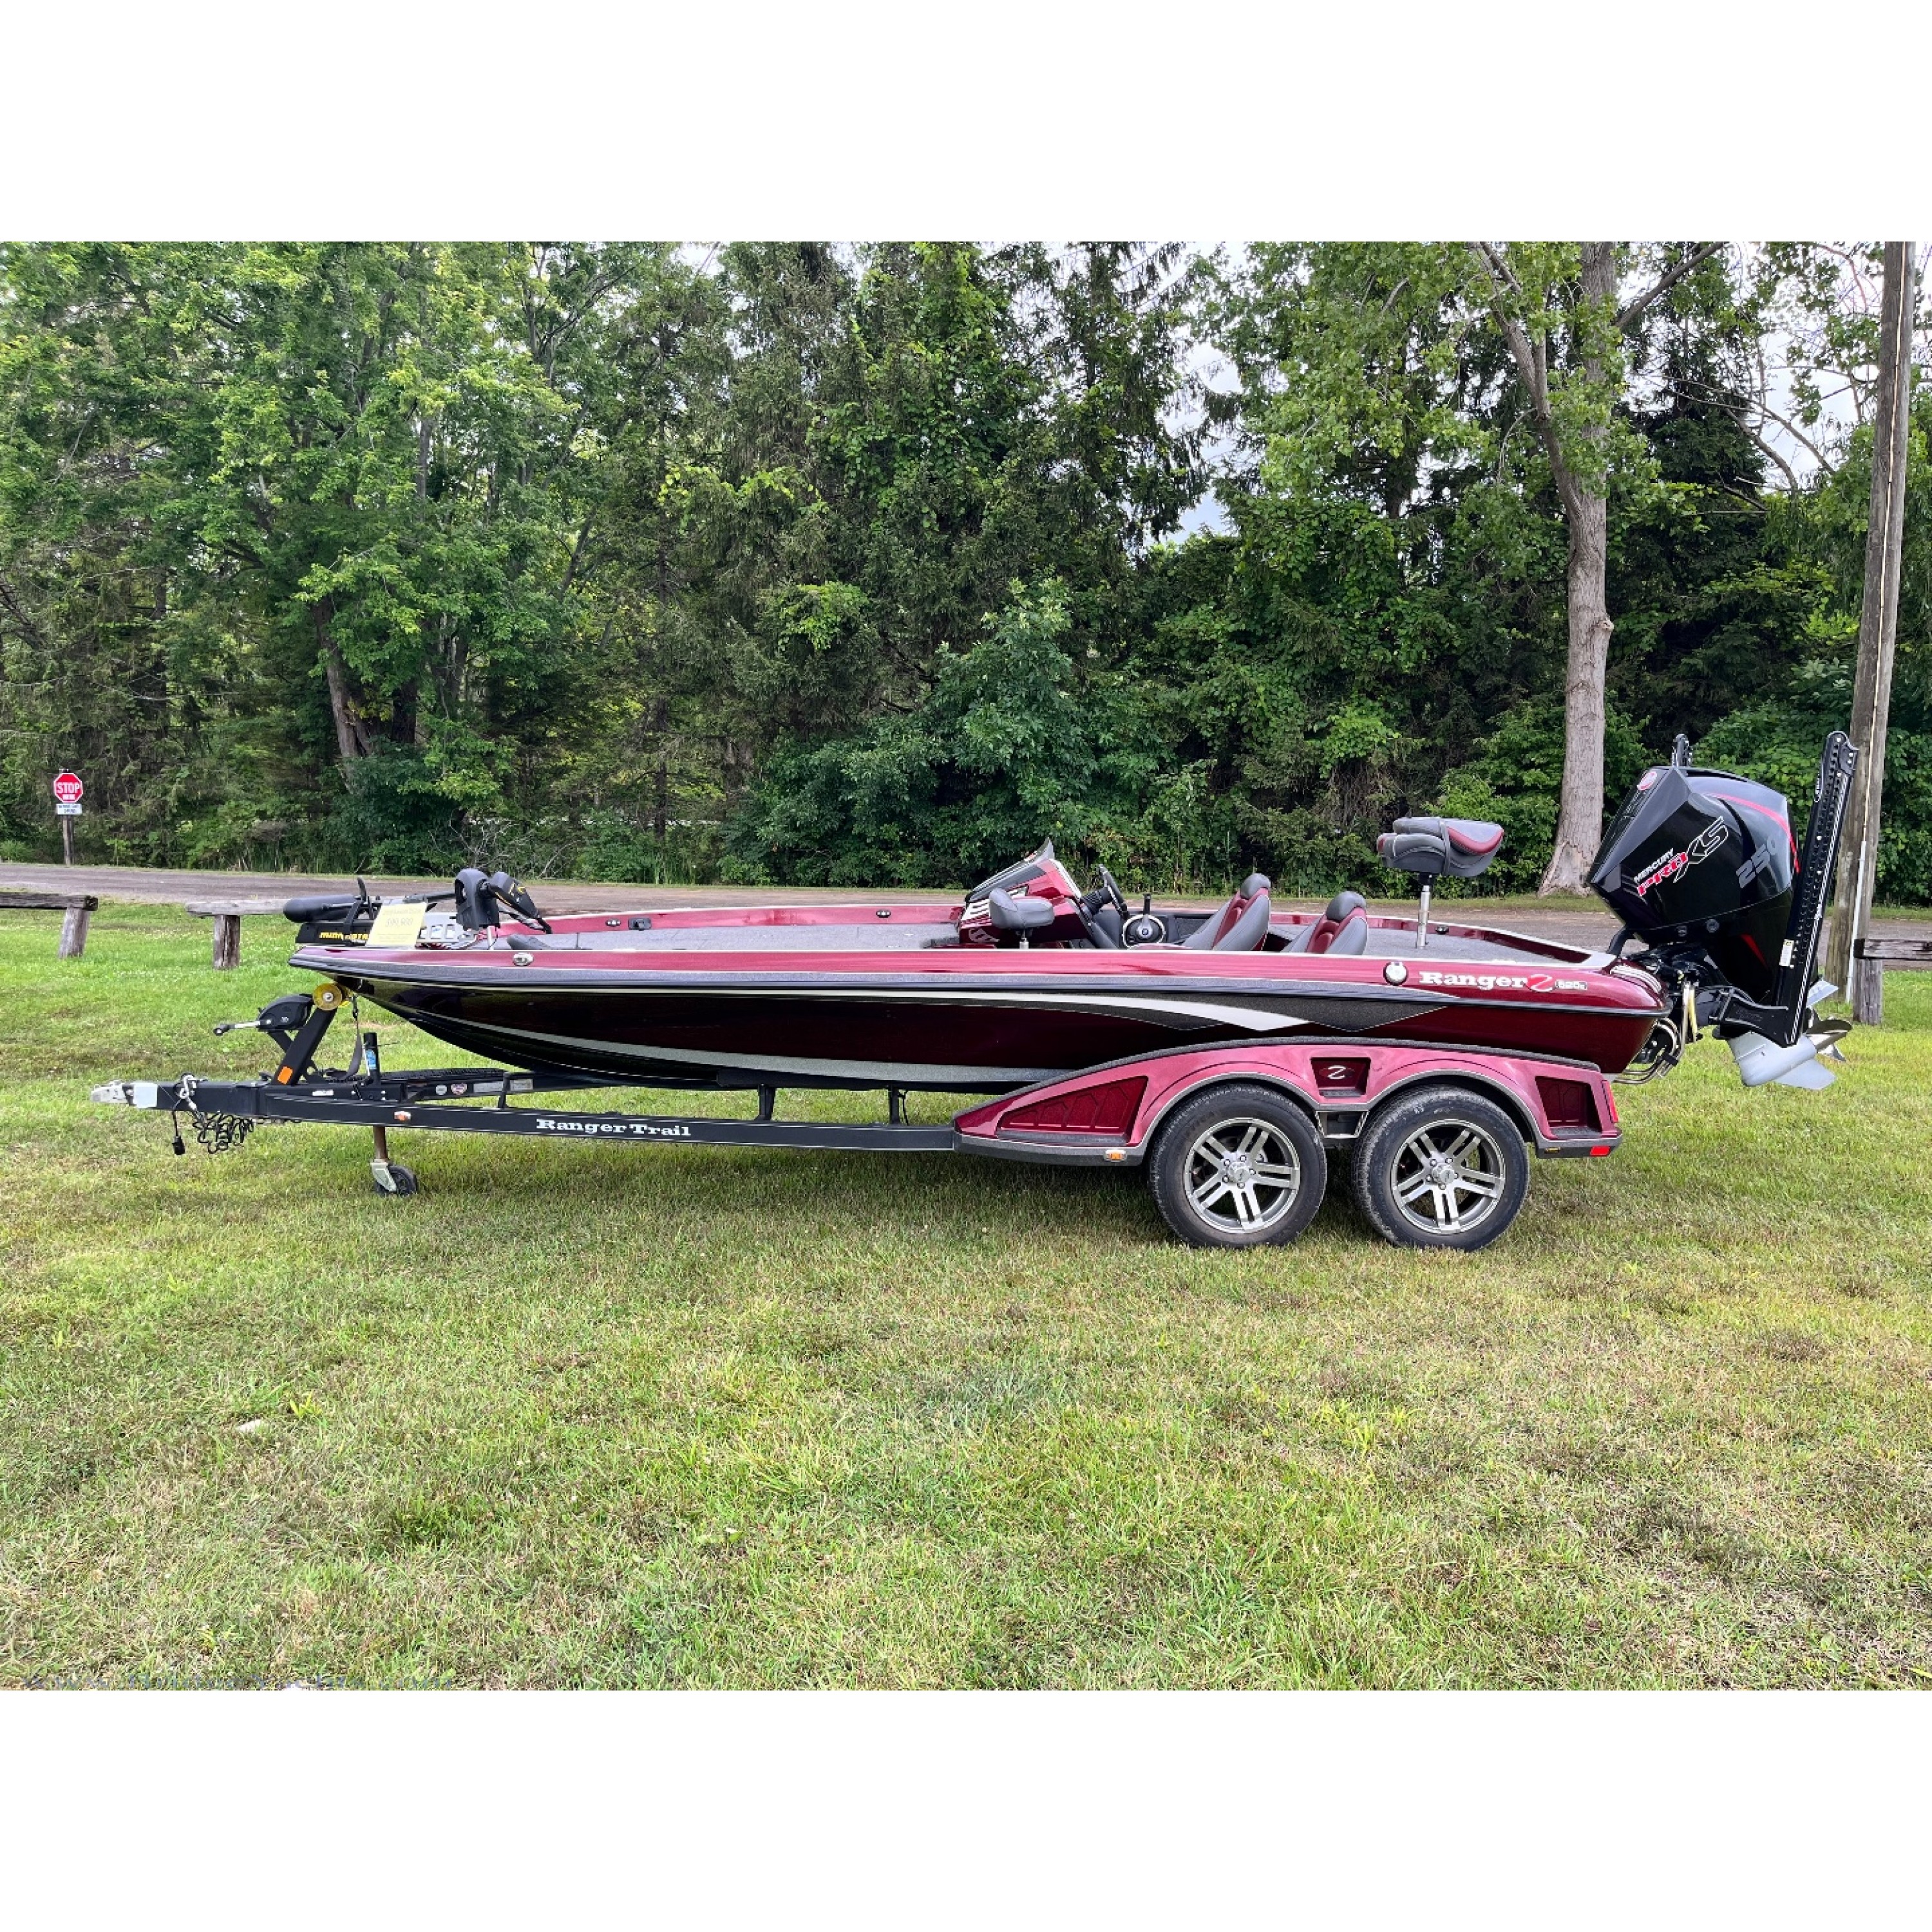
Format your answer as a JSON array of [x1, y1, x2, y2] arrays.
[[1287, 889, 1368, 955], [1183, 873, 1273, 951]]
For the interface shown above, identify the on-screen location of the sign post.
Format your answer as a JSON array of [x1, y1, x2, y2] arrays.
[[52, 771, 83, 866]]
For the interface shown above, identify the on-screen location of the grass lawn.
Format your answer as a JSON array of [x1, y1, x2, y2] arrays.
[[2, 902, 1929, 1688]]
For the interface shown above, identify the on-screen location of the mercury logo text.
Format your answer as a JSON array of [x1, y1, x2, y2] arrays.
[[1631, 822, 1728, 900]]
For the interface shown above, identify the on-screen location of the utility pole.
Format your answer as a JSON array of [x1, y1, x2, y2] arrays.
[[1824, 242, 1917, 1023]]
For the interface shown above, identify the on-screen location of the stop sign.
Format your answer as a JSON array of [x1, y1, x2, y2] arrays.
[[52, 771, 84, 804]]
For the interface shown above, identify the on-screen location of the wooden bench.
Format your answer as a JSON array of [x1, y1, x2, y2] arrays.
[[1855, 936, 1932, 967], [0, 888, 100, 958], [184, 897, 289, 969]]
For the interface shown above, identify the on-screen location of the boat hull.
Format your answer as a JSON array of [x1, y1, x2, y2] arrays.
[[299, 949, 1665, 1090]]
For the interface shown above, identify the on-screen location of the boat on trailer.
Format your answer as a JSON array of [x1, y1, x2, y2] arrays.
[[95, 733, 1856, 1251]]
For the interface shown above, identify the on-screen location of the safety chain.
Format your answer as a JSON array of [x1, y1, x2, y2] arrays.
[[171, 1072, 256, 1156]]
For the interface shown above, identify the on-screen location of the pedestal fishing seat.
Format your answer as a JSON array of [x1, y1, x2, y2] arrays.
[[1377, 817, 1504, 949]]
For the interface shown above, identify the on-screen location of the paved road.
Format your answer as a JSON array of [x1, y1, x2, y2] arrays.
[[6, 858, 1929, 954], [1, 857, 1624, 945], [0, 858, 958, 913]]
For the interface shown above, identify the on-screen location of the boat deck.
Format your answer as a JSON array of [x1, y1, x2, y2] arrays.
[[522, 922, 964, 951], [495, 920, 1589, 965]]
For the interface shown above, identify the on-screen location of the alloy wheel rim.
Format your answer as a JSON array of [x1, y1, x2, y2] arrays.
[[1390, 1117, 1507, 1236], [1182, 1117, 1302, 1235]]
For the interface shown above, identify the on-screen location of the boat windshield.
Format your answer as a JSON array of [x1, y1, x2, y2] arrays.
[[963, 839, 1061, 907]]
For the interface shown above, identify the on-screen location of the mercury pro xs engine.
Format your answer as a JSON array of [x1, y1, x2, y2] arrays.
[[1590, 731, 1857, 1089]]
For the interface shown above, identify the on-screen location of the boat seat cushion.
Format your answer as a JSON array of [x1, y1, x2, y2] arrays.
[[1183, 873, 1272, 950], [1286, 889, 1369, 954], [1377, 817, 1504, 881], [1312, 889, 1368, 954], [1213, 891, 1272, 951]]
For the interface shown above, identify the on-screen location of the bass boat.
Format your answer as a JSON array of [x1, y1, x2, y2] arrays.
[[95, 732, 1855, 1253], [280, 733, 1853, 1099]]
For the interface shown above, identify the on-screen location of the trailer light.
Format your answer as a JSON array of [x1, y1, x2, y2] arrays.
[[1589, 1144, 1611, 1157], [394, 1110, 412, 1122], [1105, 1147, 1126, 1161]]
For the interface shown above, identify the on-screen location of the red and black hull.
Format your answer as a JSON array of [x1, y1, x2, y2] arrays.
[[295, 943, 1666, 1092]]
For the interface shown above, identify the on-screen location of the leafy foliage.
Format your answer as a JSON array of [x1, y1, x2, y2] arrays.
[[0, 242, 1924, 900]]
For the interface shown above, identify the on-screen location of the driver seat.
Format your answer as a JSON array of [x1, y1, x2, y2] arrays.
[[1184, 873, 1273, 951]]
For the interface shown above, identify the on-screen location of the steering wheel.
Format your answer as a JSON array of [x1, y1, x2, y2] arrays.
[[1073, 864, 1130, 949], [1083, 864, 1130, 922]]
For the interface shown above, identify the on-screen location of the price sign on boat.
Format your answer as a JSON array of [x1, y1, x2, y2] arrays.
[[366, 899, 428, 947]]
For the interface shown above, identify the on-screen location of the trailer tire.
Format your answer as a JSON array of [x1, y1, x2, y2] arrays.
[[1147, 1084, 1326, 1249], [1350, 1084, 1527, 1251]]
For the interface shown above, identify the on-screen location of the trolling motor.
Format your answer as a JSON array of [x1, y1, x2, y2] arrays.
[[281, 869, 551, 942], [1591, 731, 1857, 1090], [451, 867, 553, 933], [281, 878, 381, 942]]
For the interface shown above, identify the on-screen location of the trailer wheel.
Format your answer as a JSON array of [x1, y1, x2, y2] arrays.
[[1147, 1084, 1326, 1249], [371, 1159, 418, 1197], [1350, 1085, 1526, 1251]]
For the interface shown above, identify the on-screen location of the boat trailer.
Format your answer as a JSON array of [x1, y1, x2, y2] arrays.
[[94, 981, 1625, 1251]]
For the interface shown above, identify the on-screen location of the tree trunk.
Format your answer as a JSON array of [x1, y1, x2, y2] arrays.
[[1542, 489, 1614, 892], [392, 678, 419, 750], [652, 694, 670, 845], [316, 601, 365, 768], [1539, 242, 1620, 897], [1824, 240, 1917, 1022], [653, 513, 672, 846]]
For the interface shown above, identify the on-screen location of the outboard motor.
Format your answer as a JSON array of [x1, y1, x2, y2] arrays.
[[1591, 732, 1857, 1088]]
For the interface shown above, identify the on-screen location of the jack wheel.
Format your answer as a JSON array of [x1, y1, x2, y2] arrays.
[[371, 1159, 418, 1197], [1146, 1084, 1326, 1249], [1350, 1085, 1527, 1250]]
